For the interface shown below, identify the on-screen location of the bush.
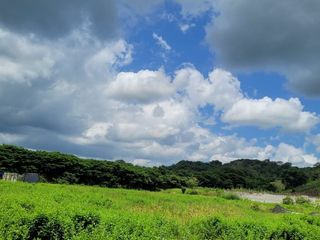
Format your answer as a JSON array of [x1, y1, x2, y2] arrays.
[[196, 217, 270, 239], [27, 214, 66, 240], [188, 189, 199, 195], [282, 196, 294, 205], [268, 180, 286, 192], [221, 192, 241, 200], [73, 213, 100, 232], [250, 203, 261, 211], [295, 196, 311, 204]]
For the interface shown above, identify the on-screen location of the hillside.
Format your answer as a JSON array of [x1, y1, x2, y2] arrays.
[[1, 144, 320, 194]]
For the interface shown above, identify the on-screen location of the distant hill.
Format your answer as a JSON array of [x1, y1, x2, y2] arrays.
[[1, 144, 320, 194], [165, 159, 315, 191]]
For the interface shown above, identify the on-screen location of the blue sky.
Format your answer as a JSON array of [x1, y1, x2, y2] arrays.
[[0, 0, 320, 166]]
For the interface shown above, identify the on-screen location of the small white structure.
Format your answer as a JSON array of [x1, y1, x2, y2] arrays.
[[2, 172, 23, 182], [1, 172, 39, 183]]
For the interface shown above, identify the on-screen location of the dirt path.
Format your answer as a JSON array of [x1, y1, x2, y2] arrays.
[[234, 191, 319, 204]]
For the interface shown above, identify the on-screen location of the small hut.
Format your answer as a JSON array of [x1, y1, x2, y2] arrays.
[[23, 173, 40, 183]]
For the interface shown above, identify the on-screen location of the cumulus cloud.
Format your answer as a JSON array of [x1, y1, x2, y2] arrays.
[[222, 97, 319, 132], [174, 67, 319, 132], [106, 70, 174, 103], [0, 26, 132, 137], [206, 0, 320, 96], [174, 67, 243, 109], [274, 143, 319, 166]]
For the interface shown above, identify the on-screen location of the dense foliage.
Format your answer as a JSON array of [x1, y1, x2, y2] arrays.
[[1, 144, 320, 193], [1, 181, 320, 240], [165, 159, 316, 191], [0, 145, 185, 190]]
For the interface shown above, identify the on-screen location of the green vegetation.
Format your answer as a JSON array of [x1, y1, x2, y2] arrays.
[[1, 181, 320, 239], [296, 196, 311, 205], [295, 180, 320, 196], [282, 196, 294, 205], [1, 144, 320, 195], [0, 145, 187, 191]]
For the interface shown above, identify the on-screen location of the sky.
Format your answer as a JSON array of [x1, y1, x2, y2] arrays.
[[0, 0, 320, 167]]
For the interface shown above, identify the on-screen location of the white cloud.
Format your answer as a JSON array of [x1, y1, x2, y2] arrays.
[[274, 143, 319, 166], [0, 132, 25, 144], [174, 67, 319, 132], [308, 134, 320, 152], [152, 33, 171, 51], [106, 69, 175, 103], [179, 23, 195, 33], [174, 67, 242, 109], [131, 158, 154, 167], [222, 97, 319, 132], [0, 29, 55, 84], [84, 39, 132, 79]]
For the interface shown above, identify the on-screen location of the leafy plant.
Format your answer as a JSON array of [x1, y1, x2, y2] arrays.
[[282, 196, 294, 205]]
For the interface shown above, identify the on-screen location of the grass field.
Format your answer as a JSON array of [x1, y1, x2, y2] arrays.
[[1, 181, 320, 239]]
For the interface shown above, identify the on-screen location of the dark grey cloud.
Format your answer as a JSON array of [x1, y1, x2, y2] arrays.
[[0, 0, 118, 39], [206, 0, 320, 96]]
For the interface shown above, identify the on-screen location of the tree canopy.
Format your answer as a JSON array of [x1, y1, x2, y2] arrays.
[[0, 144, 319, 193]]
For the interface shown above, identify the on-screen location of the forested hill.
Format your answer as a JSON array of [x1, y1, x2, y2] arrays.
[[1, 144, 320, 194]]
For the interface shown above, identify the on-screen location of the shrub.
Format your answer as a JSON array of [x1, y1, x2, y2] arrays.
[[221, 192, 241, 200], [250, 203, 261, 211], [282, 196, 294, 205], [188, 189, 199, 195], [27, 214, 66, 240], [295, 196, 311, 204], [270, 228, 305, 240], [268, 180, 286, 192], [196, 217, 270, 239], [20, 202, 35, 212], [73, 213, 100, 232]]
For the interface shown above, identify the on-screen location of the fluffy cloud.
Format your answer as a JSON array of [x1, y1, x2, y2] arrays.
[[174, 67, 319, 132], [174, 67, 243, 109], [0, 29, 55, 84], [206, 0, 320, 96], [106, 70, 174, 103], [222, 97, 319, 132], [0, 27, 132, 137], [274, 143, 319, 166]]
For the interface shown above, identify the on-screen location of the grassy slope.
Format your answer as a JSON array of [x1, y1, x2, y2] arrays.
[[1, 181, 320, 239]]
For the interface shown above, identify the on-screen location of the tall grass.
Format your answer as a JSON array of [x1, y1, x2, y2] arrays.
[[0, 181, 320, 239]]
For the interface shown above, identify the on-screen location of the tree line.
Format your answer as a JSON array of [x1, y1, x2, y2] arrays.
[[0, 144, 319, 193]]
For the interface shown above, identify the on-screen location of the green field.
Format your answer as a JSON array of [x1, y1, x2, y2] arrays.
[[1, 181, 320, 239]]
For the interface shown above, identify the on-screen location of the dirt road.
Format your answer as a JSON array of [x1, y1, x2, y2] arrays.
[[235, 191, 318, 203]]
